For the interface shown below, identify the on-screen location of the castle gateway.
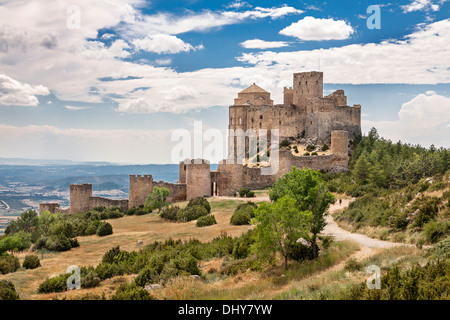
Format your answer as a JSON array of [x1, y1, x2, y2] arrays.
[[40, 71, 361, 214]]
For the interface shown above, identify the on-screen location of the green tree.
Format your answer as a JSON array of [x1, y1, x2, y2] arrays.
[[252, 195, 312, 270], [352, 151, 373, 184], [145, 187, 170, 213], [269, 167, 335, 259]]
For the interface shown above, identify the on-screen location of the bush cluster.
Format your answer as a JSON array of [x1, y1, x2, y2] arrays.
[[196, 215, 217, 227], [23, 255, 41, 269], [110, 283, 154, 300], [339, 260, 449, 300], [160, 197, 211, 223], [0, 254, 20, 275], [3, 206, 120, 255], [37, 230, 259, 298], [238, 188, 255, 198], [230, 202, 257, 226], [124, 205, 151, 216], [0, 280, 20, 300]]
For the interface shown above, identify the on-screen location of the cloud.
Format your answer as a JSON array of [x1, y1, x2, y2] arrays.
[[0, 124, 173, 164], [363, 91, 450, 147], [0, 74, 50, 106], [119, 5, 304, 37], [132, 34, 203, 54], [240, 39, 290, 49], [1, 1, 449, 116], [64, 105, 92, 111], [279, 16, 355, 40], [225, 1, 251, 9], [401, 0, 443, 12], [239, 18, 450, 85]]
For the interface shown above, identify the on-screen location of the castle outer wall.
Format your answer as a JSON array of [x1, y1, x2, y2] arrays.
[[39, 71, 358, 215]]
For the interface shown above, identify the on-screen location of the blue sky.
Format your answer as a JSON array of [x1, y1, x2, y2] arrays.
[[0, 0, 449, 164]]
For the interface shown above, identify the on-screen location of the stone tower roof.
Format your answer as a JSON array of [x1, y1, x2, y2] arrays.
[[239, 83, 269, 94]]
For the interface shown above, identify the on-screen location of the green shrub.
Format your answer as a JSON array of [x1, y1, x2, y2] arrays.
[[188, 197, 211, 213], [230, 210, 251, 225], [286, 241, 315, 261], [230, 202, 256, 226], [311, 152, 318, 156], [0, 280, 20, 300], [38, 274, 70, 293], [124, 207, 136, 215], [161, 206, 180, 221], [303, 152, 310, 156], [196, 215, 217, 227], [246, 191, 255, 197], [177, 205, 208, 222], [96, 222, 113, 237], [423, 220, 449, 244], [135, 207, 150, 216], [220, 256, 258, 275], [0, 254, 20, 275], [280, 139, 291, 147], [319, 236, 334, 249], [23, 255, 41, 269], [232, 231, 255, 259], [322, 144, 329, 151], [429, 236, 450, 260], [111, 282, 155, 300], [81, 270, 101, 289], [306, 145, 315, 152], [45, 235, 72, 252], [339, 260, 450, 300], [95, 263, 125, 280], [344, 258, 362, 272], [238, 188, 250, 197], [135, 266, 159, 287]]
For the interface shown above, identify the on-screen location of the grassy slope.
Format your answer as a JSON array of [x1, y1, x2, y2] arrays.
[[0, 198, 252, 299]]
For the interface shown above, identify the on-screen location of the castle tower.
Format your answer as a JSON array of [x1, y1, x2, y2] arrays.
[[283, 87, 293, 104], [184, 159, 212, 200], [293, 71, 323, 107], [39, 203, 61, 215], [70, 184, 92, 214], [129, 175, 153, 208], [234, 83, 273, 106], [331, 130, 349, 169]]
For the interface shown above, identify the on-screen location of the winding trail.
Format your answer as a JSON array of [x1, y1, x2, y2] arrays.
[[324, 198, 416, 249]]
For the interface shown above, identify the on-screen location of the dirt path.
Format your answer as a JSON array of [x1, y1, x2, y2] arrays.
[[324, 199, 416, 249]]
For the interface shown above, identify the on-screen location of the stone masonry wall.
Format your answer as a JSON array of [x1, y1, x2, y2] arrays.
[[39, 203, 61, 214], [129, 175, 153, 208], [89, 197, 129, 212], [70, 184, 92, 214]]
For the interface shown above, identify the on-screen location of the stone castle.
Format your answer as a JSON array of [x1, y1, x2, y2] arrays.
[[39, 71, 361, 215]]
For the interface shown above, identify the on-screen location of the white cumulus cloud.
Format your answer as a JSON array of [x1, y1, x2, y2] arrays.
[[401, 0, 445, 13], [133, 34, 203, 54], [279, 16, 355, 41], [240, 39, 290, 49], [0, 74, 50, 106], [364, 91, 450, 148]]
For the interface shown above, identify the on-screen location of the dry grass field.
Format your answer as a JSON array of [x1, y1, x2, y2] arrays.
[[0, 197, 254, 299], [0, 190, 426, 300]]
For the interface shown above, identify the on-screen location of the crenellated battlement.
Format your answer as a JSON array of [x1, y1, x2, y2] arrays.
[[41, 71, 359, 212]]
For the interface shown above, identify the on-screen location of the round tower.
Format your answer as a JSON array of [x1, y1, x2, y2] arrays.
[[331, 130, 349, 169]]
